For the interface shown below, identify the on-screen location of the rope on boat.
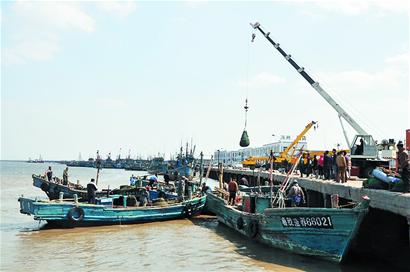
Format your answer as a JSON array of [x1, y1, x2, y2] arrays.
[[272, 148, 304, 207]]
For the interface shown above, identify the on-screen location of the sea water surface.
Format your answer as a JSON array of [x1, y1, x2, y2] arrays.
[[0, 161, 396, 272]]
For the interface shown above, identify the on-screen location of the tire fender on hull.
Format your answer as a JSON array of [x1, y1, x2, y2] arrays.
[[248, 220, 258, 238], [67, 207, 85, 223], [237, 217, 245, 230]]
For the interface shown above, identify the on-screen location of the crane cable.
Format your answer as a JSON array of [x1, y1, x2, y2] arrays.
[[244, 32, 254, 129], [239, 33, 255, 148]]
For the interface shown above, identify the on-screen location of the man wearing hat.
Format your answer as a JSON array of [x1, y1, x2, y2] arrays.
[[396, 141, 409, 193], [287, 180, 305, 207]]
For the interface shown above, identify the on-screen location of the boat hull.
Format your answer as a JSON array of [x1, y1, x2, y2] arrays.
[[33, 175, 90, 200], [206, 193, 368, 263], [19, 195, 206, 228]]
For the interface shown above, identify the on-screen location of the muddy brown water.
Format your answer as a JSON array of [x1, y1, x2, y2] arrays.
[[0, 161, 398, 271]]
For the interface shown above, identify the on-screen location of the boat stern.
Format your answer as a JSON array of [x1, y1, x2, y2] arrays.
[[18, 197, 36, 215]]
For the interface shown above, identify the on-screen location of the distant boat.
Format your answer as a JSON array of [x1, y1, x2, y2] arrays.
[[148, 157, 168, 174], [27, 155, 44, 163], [18, 195, 206, 227], [205, 192, 369, 263]]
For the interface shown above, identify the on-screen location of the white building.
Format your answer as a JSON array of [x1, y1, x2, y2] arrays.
[[214, 135, 308, 165]]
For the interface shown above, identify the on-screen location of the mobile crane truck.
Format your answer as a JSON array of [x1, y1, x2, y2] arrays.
[[251, 22, 396, 177]]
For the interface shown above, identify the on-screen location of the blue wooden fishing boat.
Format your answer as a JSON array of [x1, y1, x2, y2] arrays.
[[19, 195, 206, 228], [32, 174, 176, 202], [205, 192, 369, 263]]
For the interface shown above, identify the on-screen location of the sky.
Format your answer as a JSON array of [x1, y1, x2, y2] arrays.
[[1, 0, 409, 160]]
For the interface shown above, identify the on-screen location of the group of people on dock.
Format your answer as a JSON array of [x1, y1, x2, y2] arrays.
[[298, 150, 350, 183]]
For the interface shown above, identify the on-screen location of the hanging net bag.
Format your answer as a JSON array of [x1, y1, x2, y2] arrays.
[[239, 99, 250, 147]]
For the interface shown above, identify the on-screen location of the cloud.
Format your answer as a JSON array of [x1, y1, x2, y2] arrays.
[[2, 1, 137, 65], [385, 52, 409, 66], [289, 0, 409, 15], [11, 1, 96, 32], [96, 1, 137, 18], [3, 36, 60, 65], [312, 51, 408, 93], [240, 72, 286, 88], [2, 2, 96, 65]]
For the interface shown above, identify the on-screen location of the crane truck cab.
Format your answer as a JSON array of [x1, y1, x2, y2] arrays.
[[350, 135, 377, 158], [350, 134, 396, 177]]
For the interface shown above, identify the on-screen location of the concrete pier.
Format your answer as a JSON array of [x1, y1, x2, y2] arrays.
[[207, 166, 410, 267], [207, 166, 410, 217]]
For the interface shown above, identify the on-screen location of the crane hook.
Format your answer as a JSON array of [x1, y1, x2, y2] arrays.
[[251, 33, 256, 42]]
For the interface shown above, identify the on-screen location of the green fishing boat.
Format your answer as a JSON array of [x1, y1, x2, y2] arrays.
[[206, 191, 369, 263]]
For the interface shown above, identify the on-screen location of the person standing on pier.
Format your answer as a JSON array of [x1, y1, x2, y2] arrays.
[[62, 167, 69, 185], [228, 178, 239, 205], [318, 154, 324, 179], [396, 142, 409, 193], [312, 155, 319, 178], [299, 153, 306, 177], [45, 166, 53, 182], [331, 149, 338, 181], [343, 151, 351, 179], [336, 152, 347, 183], [323, 151, 331, 180]]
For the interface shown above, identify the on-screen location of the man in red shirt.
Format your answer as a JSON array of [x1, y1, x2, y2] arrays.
[[228, 178, 239, 205]]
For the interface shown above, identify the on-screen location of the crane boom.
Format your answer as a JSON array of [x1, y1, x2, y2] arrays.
[[250, 22, 369, 142], [279, 121, 316, 159]]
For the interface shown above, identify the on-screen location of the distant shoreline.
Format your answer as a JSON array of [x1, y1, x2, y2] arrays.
[[0, 160, 65, 163]]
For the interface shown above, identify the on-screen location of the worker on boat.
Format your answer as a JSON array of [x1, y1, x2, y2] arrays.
[[164, 171, 170, 185], [130, 174, 137, 186], [201, 182, 211, 195], [177, 176, 186, 201], [240, 177, 249, 186], [86, 178, 98, 204], [148, 176, 158, 188], [228, 178, 239, 206], [62, 167, 69, 185], [45, 166, 53, 182], [139, 188, 149, 207], [393, 141, 409, 193], [287, 180, 305, 207]]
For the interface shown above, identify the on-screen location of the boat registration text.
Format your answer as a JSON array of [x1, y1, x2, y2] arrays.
[[281, 215, 333, 229]]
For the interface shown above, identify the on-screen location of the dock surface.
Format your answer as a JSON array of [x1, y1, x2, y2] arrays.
[[209, 167, 410, 219]]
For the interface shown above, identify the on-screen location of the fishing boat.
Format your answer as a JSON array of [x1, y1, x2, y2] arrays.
[[32, 174, 177, 202], [18, 194, 206, 227], [206, 190, 369, 263], [147, 157, 168, 175], [206, 152, 369, 263]]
